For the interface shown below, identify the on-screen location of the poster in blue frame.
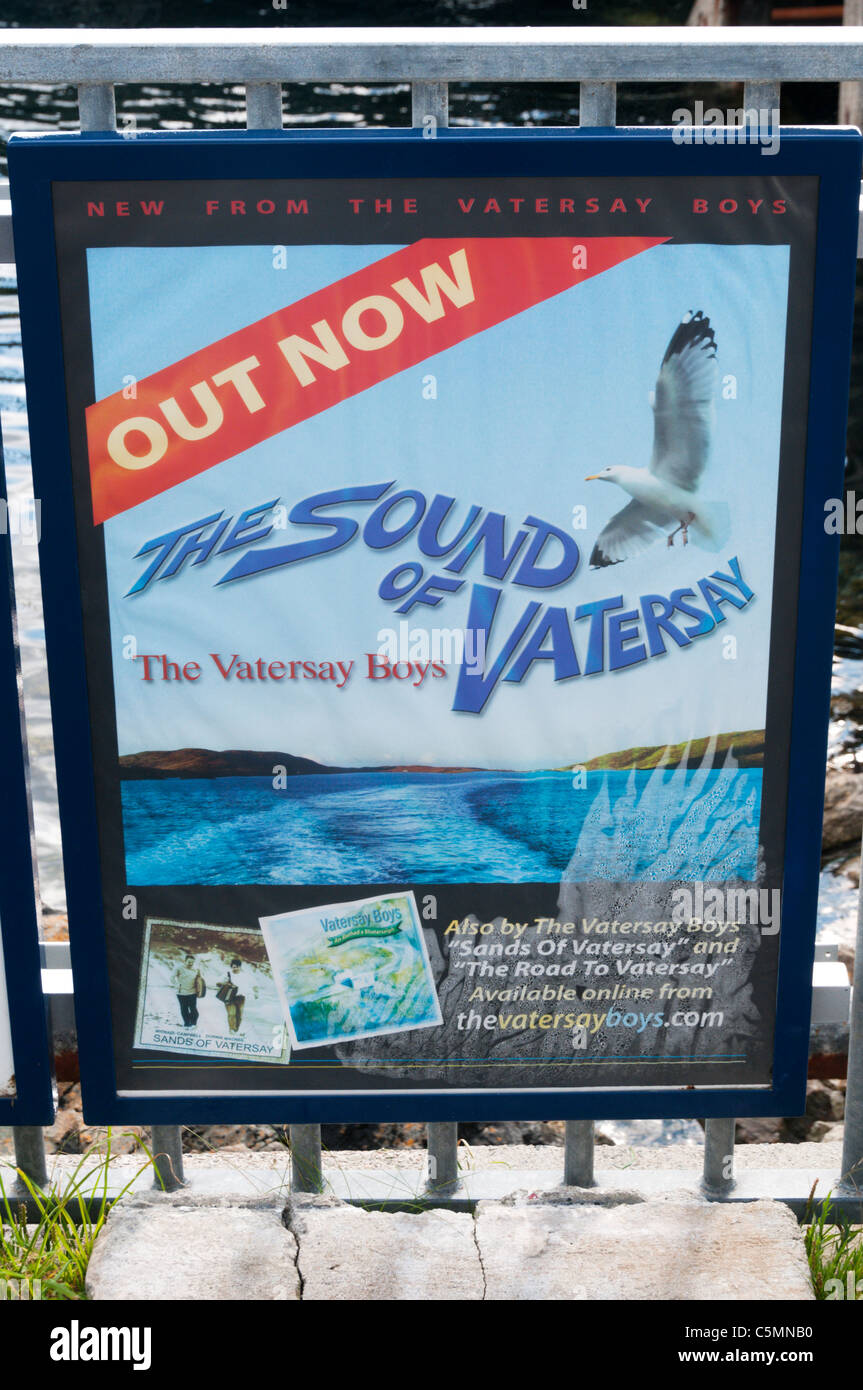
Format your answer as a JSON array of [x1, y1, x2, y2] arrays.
[[7, 126, 861, 1125], [0, 426, 54, 1125]]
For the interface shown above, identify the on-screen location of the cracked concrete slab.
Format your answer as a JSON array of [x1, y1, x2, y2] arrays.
[[287, 1196, 484, 1300], [475, 1191, 814, 1300], [86, 1206, 300, 1300], [84, 1187, 816, 1301]]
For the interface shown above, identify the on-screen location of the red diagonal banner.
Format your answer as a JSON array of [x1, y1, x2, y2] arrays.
[[86, 236, 666, 524]]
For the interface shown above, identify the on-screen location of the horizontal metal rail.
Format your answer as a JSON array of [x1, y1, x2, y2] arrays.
[[0, 26, 862, 84], [4, 1151, 861, 1223]]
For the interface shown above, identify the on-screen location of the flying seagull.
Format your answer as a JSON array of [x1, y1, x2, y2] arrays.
[[585, 310, 728, 568]]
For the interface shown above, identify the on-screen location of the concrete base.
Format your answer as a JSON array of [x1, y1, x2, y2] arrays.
[[85, 1207, 300, 1301], [83, 1179, 815, 1301], [290, 1195, 483, 1300], [475, 1190, 814, 1301]]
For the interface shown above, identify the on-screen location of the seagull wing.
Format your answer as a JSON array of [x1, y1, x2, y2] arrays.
[[590, 498, 676, 568], [650, 310, 717, 493]]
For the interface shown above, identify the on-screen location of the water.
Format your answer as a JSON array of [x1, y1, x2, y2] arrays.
[[121, 766, 763, 886]]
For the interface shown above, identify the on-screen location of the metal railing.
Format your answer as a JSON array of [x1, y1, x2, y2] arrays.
[[1, 24, 862, 1215]]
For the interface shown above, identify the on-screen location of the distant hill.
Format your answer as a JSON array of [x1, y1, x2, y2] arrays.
[[119, 749, 334, 779], [577, 730, 764, 773], [118, 732, 763, 780], [118, 749, 481, 779]]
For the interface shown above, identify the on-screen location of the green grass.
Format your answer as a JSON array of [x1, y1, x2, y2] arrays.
[[0, 1132, 155, 1300], [805, 1184, 863, 1301]]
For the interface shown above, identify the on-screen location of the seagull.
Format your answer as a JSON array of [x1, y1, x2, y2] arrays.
[[585, 310, 728, 568]]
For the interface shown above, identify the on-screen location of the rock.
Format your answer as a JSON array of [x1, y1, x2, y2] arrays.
[[86, 1207, 299, 1300], [806, 1121, 844, 1143], [41, 911, 69, 941], [822, 768, 863, 853], [839, 944, 856, 980], [475, 1193, 813, 1300], [43, 1105, 85, 1156], [287, 1197, 483, 1301], [806, 1079, 845, 1123], [734, 1117, 785, 1145], [831, 855, 860, 887]]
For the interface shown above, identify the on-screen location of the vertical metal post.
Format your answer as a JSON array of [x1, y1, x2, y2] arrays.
[[411, 81, 449, 131], [839, 0, 863, 130], [564, 1121, 595, 1187], [567, 76, 613, 1196], [150, 1125, 185, 1192], [77, 84, 117, 132], [579, 81, 617, 128], [290, 1123, 323, 1193], [742, 81, 781, 128], [426, 1120, 459, 1191], [840, 826, 863, 1192], [13, 1126, 48, 1190], [245, 82, 283, 130], [702, 1116, 736, 1196]]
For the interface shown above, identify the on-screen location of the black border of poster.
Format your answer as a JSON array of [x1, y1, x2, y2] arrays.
[[7, 126, 860, 1124]]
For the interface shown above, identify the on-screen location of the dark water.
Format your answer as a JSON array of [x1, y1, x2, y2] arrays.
[[121, 767, 763, 885]]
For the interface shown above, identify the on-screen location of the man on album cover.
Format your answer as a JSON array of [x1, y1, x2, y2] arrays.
[[170, 952, 199, 1028], [216, 957, 248, 1033]]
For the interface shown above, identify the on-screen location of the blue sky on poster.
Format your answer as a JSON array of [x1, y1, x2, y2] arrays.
[[88, 238, 789, 768]]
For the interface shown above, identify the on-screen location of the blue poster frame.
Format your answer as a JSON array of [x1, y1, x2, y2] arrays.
[[0, 428, 54, 1125], [7, 125, 861, 1124]]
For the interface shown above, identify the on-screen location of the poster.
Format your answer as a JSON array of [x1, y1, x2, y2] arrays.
[[10, 131, 860, 1119]]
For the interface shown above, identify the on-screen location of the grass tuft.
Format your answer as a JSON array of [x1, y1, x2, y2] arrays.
[[0, 1129, 154, 1300], [804, 1182, 863, 1300]]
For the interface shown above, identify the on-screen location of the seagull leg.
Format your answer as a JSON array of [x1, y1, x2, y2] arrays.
[[668, 512, 696, 548]]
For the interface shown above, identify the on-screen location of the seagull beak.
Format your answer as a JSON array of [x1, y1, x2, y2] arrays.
[[584, 474, 599, 481]]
